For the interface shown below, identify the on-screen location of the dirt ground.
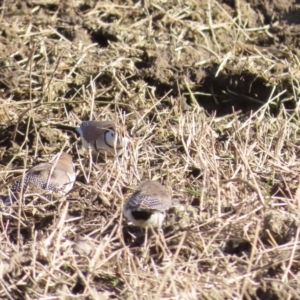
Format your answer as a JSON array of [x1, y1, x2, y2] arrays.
[[0, 0, 300, 299]]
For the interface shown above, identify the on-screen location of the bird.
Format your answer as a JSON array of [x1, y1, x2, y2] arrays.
[[4, 152, 76, 204], [75, 120, 125, 157], [123, 180, 173, 228]]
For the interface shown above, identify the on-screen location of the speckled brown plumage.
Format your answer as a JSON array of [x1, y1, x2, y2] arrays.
[[5, 152, 76, 204]]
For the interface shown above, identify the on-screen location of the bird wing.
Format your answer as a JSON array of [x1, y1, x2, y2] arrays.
[[127, 191, 170, 212], [80, 121, 115, 144]]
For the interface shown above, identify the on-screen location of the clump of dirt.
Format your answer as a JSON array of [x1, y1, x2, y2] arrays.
[[262, 210, 297, 245]]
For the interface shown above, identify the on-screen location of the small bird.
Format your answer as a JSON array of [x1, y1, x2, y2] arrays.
[[123, 181, 172, 228], [4, 152, 76, 204], [75, 120, 125, 157]]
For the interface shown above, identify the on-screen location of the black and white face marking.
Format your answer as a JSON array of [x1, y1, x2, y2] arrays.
[[104, 128, 122, 149]]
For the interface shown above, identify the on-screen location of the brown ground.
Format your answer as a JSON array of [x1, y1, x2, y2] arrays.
[[0, 0, 300, 299]]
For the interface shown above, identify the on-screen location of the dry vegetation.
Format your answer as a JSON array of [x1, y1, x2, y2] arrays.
[[0, 0, 300, 299]]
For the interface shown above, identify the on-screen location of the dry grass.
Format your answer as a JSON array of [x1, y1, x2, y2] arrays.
[[0, 0, 300, 299]]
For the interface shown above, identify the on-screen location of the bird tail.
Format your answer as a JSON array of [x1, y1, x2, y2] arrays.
[[49, 123, 80, 137]]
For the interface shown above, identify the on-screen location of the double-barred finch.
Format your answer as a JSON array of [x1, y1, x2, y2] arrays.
[[75, 120, 125, 157], [123, 181, 172, 228], [4, 152, 76, 205]]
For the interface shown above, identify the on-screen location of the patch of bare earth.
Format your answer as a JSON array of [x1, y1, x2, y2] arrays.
[[0, 0, 300, 299]]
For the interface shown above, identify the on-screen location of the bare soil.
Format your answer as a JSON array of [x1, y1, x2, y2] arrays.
[[0, 0, 300, 299]]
